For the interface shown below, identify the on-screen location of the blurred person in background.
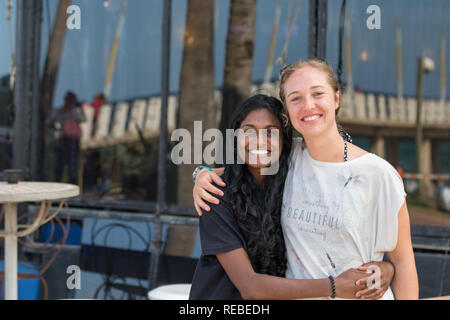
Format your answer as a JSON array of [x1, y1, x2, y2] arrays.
[[90, 93, 105, 136], [53, 91, 85, 184]]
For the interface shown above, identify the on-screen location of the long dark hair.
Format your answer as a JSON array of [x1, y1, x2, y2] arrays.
[[223, 94, 292, 277]]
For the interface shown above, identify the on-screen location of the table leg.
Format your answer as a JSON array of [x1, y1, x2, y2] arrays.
[[4, 203, 18, 300]]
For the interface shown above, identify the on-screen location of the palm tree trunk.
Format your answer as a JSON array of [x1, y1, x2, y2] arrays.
[[165, 0, 216, 257], [219, 0, 257, 136], [40, 0, 71, 180]]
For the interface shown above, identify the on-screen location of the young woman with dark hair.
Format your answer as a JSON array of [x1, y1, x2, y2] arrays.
[[189, 94, 394, 300]]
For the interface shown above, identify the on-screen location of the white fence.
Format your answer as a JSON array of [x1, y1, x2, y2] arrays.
[[338, 91, 450, 125], [80, 83, 450, 149]]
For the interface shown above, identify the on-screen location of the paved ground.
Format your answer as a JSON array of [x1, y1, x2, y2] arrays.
[[409, 205, 450, 227]]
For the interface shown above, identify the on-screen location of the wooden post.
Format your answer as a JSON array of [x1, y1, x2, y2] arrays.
[[344, 7, 354, 114], [386, 138, 398, 166], [418, 139, 435, 206], [4, 203, 18, 300], [395, 18, 403, 100], [432, 140, 441, 175], [371, 136, 385, 158], [104, 1, 127, 100], [415, 57, 436, 205], [416, 58, 424, 183]]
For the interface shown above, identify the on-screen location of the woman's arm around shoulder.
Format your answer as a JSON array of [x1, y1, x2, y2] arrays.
[[217, 248, 369, 300]]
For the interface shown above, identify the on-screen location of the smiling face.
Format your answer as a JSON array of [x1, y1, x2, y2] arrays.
[[283, 65, 340, 139], [236, 108, 283, 170]]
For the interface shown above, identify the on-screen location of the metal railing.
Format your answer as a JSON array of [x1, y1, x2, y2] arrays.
[[25, 200, 198, 299]]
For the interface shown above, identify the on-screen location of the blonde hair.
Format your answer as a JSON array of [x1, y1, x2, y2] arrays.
[[279, 58, 341, 114]]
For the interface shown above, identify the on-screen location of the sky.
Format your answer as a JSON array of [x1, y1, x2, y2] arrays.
[[0, 0, 449, 108]]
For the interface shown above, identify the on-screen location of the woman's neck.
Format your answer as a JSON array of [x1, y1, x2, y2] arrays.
[[303, 127, 345, 162]]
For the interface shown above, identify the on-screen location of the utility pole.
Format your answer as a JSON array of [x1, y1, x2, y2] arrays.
[[148, 0, 171, 291], [415, 56, 435, 204], [13, 0, 42, 181], [308, 0, 327, 59], [395, 18, 403, 100]]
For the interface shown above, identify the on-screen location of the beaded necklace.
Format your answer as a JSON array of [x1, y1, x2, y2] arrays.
[[340, 129, 352, 162]]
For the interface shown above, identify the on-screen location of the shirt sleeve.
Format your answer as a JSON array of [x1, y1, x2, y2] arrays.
[[373, 165, 407, 253], [199, 196, 245, 256]]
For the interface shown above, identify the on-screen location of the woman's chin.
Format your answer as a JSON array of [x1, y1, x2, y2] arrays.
[[296, 124, 328, 140], [246, 160, 276, 169], [239, 153, 281, 169]]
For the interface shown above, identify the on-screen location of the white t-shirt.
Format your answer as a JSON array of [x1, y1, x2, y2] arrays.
[[281, 138, 406, 300]]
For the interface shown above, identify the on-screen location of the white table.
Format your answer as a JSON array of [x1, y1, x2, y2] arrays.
[[148, 284, 191, 300], [0, 182, 79, 300]]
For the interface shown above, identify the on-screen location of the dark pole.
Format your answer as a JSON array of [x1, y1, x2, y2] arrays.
[[308, 0, 327, 59], [415, 57, 424, 178], [415, 57, 425, 201], [13, 0, 42, 180], [30, 1, 43, 181], [13, 0, 26, 173], [148, 0, 171, 290]]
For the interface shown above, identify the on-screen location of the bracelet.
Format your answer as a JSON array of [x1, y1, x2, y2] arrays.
[[192, 165, 213, 184], [328, 275, 336, 299]]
